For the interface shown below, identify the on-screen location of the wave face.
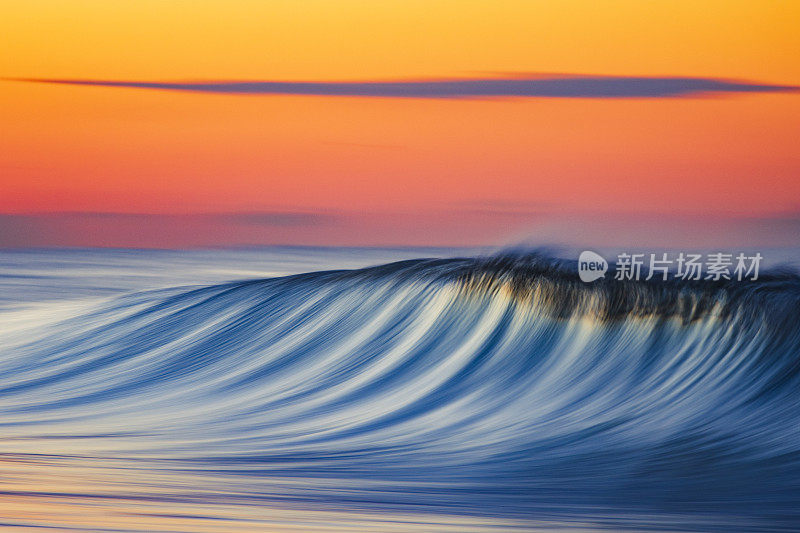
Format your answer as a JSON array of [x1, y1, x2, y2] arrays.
[[1, 251, 800, 531]]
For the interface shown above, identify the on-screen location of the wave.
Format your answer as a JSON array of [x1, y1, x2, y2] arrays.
[[1, 252, 800, 531]]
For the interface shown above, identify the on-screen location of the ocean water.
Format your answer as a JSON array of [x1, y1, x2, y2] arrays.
[[1, 247, 799, 532]]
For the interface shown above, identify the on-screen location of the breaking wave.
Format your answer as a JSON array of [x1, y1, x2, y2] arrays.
[[1, 253, 799, 531]]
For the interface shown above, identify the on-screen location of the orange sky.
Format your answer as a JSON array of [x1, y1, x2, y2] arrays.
[[1, 1, 799, 246]]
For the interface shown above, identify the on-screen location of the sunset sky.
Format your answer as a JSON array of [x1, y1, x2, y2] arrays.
[[1, 0, 799, 247]]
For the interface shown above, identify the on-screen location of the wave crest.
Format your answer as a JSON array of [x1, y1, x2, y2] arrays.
[[1, 253, 800, 530]]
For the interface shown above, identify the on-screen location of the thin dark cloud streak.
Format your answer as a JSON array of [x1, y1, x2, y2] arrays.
[[3, 210, 800, 249], [0, 211, 334, 226], [10, 75, 799, 98], [0, 212, 338, 248]]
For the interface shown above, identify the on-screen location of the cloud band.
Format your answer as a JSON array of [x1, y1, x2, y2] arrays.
[[11, 75, 798, 99]]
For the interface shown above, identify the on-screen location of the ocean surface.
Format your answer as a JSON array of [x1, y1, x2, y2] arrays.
[[1, 247, 799, 532]]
